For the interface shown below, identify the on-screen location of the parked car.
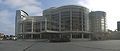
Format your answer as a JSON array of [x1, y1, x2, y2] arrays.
[[11, 37, 17, 40], [0, 38, 3, 40]]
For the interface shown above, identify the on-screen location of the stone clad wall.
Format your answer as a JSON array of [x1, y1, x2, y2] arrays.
[[91, 32, 111, 40]]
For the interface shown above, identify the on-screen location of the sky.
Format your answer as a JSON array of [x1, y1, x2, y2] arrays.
[[0, 0, 120, 35]]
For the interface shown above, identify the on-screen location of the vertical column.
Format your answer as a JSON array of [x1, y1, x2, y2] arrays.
[[20, 23, 22, 33], [32, 18, 34, 32], [89, 34, 91, 40], [82, 33, 84, 39], [70, 9, 72, 31], [40, 22, 42, 32], [70, 9, 73, 40], [70, 33, 72, 39], [23, 34, 25, 39], [60, 34, 62, 38], [40, 34, 42, 39], [31, 19, 34, 39], [59, 11, 61, 31], [31, 34, 33, 39], [45, 17, 47, 31], [82, 12, 83, 31], [22, 23, 24, 32]]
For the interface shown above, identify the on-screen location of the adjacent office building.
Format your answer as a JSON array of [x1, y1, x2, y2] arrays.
[[89, 11, 106, 32], [15, 5, 91, 39], [89, 11, 108, 40], [15, 10, 47, 39]]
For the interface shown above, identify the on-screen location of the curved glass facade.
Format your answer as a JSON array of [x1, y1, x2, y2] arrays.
[[43, 5, 89, 32], [43, 5, 90, 39]]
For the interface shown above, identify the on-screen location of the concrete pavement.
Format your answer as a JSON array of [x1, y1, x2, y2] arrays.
[[1, 40, 120, 51]]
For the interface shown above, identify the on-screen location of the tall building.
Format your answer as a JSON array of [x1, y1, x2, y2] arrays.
[[15, 5, 91, 40], [15, 10, 47, 39], [15, 10, 29, 35], [89, 11, 108, 40], [43, 5, 90, 38], [89, 11, 106, 32], [117, 21, 120, 31]]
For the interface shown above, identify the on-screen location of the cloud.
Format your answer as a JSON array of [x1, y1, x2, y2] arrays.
[[3, 0, 39, 7], [77, 0, 89, 7], [87, 0, 120, 30], [0, 10, 14, 35], [2, 0, 42, 16], [77, 0, 120, 30], [0, 0, 42, 35], [19, 5, 42, 16]]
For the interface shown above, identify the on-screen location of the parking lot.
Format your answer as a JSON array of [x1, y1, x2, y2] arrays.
[[1, 40, 120, 51]]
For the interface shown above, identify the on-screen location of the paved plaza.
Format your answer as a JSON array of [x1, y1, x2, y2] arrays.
[[0, 40, 120, 51]]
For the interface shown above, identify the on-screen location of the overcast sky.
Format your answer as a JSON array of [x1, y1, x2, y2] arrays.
[[0, 0, 119, 35]]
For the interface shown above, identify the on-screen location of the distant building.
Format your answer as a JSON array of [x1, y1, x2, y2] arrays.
[[110, 21, 120, 40], [117, 21, 120, 31]]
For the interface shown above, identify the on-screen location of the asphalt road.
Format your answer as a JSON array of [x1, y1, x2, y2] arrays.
[[1, 40, 120, 51]]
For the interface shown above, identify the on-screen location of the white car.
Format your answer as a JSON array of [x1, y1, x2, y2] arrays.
[[12, 37, 17, 40]]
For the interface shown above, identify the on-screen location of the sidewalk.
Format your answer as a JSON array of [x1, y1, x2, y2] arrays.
[[17, 39, 48, 42]]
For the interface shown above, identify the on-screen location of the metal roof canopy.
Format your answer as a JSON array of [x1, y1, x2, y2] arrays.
[[19, 31, 92, 34], [41, 31, 91, 34]]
